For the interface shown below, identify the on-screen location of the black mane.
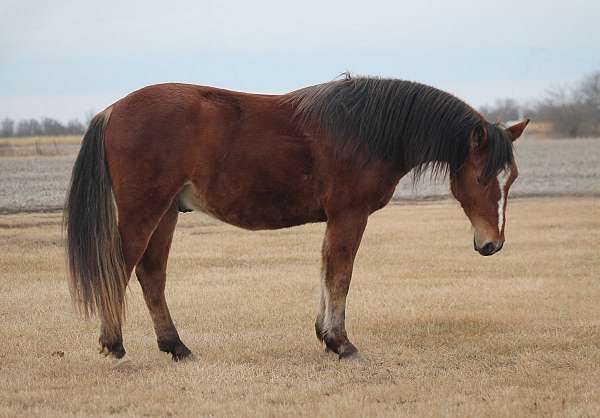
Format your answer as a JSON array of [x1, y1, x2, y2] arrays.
[[285, 74, 514, 181]]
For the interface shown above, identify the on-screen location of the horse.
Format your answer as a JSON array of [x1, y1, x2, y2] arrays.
[[64, 74, 529, 361]]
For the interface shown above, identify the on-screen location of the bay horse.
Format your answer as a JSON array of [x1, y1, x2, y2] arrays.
[[64, 74, 529, 361]]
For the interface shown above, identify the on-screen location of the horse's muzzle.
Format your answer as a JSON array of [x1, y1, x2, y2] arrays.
[[474, 239, 503, 256]]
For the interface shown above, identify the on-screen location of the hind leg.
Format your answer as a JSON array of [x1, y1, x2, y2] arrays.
[[98, 188, 179, 359], [135, 202, 192, 361], [97, 216, 160, 358], [96, 212, 156, 359]]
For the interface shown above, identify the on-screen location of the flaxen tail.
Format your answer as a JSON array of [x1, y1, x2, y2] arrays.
[[64, 109, 127, 339]]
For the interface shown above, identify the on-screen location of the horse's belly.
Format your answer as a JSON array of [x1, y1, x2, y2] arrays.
[[177, 178, 326, 230]]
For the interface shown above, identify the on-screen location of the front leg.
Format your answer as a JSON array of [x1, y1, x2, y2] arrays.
[[315, 211, 368, 359]]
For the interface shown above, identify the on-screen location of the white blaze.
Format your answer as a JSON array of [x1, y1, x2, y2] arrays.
[[497, 170, 510, 232]]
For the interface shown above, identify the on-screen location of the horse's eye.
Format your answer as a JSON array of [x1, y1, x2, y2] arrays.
[[476, 176, 483, 185]]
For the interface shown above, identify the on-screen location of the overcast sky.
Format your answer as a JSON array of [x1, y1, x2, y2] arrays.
[[1, 0, 599, 122]]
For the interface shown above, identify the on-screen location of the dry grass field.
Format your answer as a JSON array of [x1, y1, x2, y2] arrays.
[[0, 136, 81, 157], [0, 197, 599, 417]]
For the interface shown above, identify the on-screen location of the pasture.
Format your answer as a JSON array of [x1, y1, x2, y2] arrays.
[[0, 136, 81, 157], [1, 197, 598, 417]]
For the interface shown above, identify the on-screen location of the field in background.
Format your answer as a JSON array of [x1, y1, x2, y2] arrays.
[[523, 121, 554, 137], [1, 137, 599, 214], [0, 135, 81, 157], [1, 198, 598, 417]]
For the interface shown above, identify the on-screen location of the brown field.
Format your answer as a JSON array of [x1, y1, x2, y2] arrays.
[[0, 136, 81, 157], [0, 197, 599, 417]]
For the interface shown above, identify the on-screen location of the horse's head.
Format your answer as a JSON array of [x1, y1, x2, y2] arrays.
[[450, 119, 529, 256]]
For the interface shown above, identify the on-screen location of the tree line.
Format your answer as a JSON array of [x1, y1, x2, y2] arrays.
[[480, 71, 600, 137], [2, 71, 599, 138], [0, 116, 86, 138]]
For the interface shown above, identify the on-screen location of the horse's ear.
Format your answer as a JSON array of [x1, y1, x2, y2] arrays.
[[469, 125, 488, 153], [506, 119, 530, 142]]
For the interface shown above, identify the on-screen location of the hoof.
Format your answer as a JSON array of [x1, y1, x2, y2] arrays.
[[336, 342, 360, 360], [323, 335, 359, 357], [171, 344, 194, 362], [158, 338, 194, 362], [98, 340, 126, 359]]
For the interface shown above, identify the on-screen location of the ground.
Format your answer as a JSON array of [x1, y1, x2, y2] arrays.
[[0, 197, 599, 417]]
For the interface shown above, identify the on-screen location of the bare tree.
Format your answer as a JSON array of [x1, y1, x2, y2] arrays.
[[66, 119, 85, 135], [578, 71, 600, 109], [16, 119, 43, 137], [534, 71, 600, 137], [7, 117, 86, 137], [480, 98, 521, 122], [535, 87, 583, 137], [41, 117, 67, 136], [0, 117, 14, 137], [576, 71, 600, 134]]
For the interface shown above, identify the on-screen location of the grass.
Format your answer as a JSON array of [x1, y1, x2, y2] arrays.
[[0, 135, 81, 157], [0, 197, 598, 417]]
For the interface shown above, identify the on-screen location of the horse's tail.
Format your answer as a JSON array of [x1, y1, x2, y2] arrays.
[[64, 108, 127, 339]]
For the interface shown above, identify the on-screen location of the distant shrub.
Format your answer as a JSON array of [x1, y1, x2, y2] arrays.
[[480, 71, 600, 138], [0, 117, 86, 138]]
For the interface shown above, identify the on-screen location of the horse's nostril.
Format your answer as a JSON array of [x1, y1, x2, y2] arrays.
[[480, 242, 495, 256]]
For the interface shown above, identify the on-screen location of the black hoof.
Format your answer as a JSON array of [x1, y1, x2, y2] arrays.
[[171, 344, 194, 362], [158, 338, 194, 362], [323, 335, 359, 359], [98, 341, 126, 359]]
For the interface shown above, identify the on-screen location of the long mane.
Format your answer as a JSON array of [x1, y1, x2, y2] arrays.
[[285, 74, 514, 181]]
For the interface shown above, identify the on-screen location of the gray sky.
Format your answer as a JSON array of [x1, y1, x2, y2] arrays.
[[1, 0, 599, 122]]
